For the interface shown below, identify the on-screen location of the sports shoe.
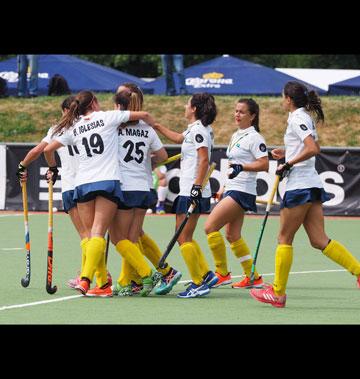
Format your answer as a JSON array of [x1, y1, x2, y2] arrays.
[[86, 284, 113, 297], [202, 271, 219, 288], [177, 282, 210, 298], [232, 275, 264, 289], [156, 205, 166, 215], [67, 272, 81, 289], [249, 284, 286, 308], [112, 282, 133, 297], [140, 270, 163, 297], [75, 279, 90, 295], [357, 276, 360, 289], [155, 268, 182, 295], [213, 272, 232, 288], [131, 280, 143, 295]]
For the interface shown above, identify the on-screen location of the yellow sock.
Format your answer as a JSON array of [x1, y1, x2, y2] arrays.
[[80, 238, 89, 272], [95, 240, 109, 288], [323, 239, 360, 276], [230, 238, 259, 279], [273, 244, 293, 296], [81, 236, 106, 282], [180, 242, 203, 285], [140, 233, 171, 276], [115, 239, 152, 278], [207, 231, 228, 276], [118, 258, 142, 286], [192, 239, 210, 277]]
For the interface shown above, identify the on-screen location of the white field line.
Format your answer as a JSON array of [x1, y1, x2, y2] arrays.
[[1, 248, 23, 251], [0, 269, 347, 312]]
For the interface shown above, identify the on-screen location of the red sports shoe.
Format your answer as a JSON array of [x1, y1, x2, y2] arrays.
[[75, 279, 90, 295], [213, 272, 232, 288], [86, 284, 113, 297], [357, 276, 360, 289], [249, 284, 286, 308], [232, 275, 264, 289]]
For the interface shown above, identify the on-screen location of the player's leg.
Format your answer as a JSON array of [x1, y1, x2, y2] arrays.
[[77, 196, 117, 293], [205, 196, 241, 280], [112, 209, 160, 296], [303, 202, 360, 284]]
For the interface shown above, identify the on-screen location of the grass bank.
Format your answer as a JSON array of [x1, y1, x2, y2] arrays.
[[0, 94, 359, 146]]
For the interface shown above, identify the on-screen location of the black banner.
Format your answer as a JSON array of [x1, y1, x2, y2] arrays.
[[3, 144, 360, 215]]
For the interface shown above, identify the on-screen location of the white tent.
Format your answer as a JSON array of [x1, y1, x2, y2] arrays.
[[275, 68, 360, 92]]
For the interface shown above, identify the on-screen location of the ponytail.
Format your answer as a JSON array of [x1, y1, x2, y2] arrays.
[[306, 90, 324, 123], [52, 90, 96, 137]]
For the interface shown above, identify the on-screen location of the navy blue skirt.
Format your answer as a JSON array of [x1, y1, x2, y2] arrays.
[[172, 195, 211, 214], [223, 190, 257, 213], [73, 180, 123, 206], [147, 189, 158, 208], [118, 190, 152, 210], [280, 187, 331, 209], [62, 190, 76, 213]]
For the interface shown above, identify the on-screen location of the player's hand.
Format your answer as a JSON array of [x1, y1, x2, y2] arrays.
[[190, 184, 202, 206], [271, 148, 285, 160], [46, 166, 59, 185], [227, 163, 243, 179], [275, 162, 292, 181], [16, 163, 28, 183]]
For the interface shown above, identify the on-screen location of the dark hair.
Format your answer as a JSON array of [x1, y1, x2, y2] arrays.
[[48, 74, 71, 96], [52, 91, 96, 136], [114, 84, 144, 126], [284, 81, 324, 123], [113, 90, 131, 110], [61, 95, 76, 111], [190, 92, 217, 126], [237, 98, 260, 132]]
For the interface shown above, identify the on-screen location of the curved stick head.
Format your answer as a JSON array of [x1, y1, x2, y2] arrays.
[[21, 277, 30, 288], [46, 285, 58, 294]]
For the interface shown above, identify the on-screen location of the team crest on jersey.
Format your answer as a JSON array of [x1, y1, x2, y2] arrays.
[[300, 124, 308, 131], [195, 134, 204, 143], [259, 143, 267, 152]]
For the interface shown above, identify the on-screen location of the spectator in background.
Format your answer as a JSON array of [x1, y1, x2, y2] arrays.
[[17, 55, 39, 98], [161, 55, 187, 96]]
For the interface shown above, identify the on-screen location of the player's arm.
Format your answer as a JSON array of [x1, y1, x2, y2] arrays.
[[194, 146, 209, 186], [128, 111, 156, 127], [242, 156, 269, 172], [43, 140, 64, 184], [151, 147, 168, 168], [153, 122, 184, 144], [276, 135, 320, 179], [16, 141, 49, 182]]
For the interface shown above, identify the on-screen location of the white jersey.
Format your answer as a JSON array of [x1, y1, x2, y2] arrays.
[[284, 107, 323, 191], [179, 120, 214, 198], [224, 126, 268, 195], [56, 110, 130, 187], [118, 120, 163, 191], [42, 126, 79, 193]]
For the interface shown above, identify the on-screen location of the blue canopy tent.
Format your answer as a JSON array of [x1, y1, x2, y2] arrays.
[[144, 55, 326, 95], [0, 55, 148, 96], [328, 76, 360, 95]]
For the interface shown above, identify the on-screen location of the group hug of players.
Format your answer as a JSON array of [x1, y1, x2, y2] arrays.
[[16, 81, 360, 307]]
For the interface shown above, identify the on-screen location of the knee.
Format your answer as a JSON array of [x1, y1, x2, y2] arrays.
[[204, 223, 216, 235], [225, 231, 239, 244], [309, 238, 328, 250]]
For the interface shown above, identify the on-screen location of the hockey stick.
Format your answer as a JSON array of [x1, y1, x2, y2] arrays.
[[105, 231, 110, 264], [20, 182, 31, 288], [158, 162, 216, 269], [46, 180, 57, 294], [248, 174, 281, 288], [156, 153, 181, 167]]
